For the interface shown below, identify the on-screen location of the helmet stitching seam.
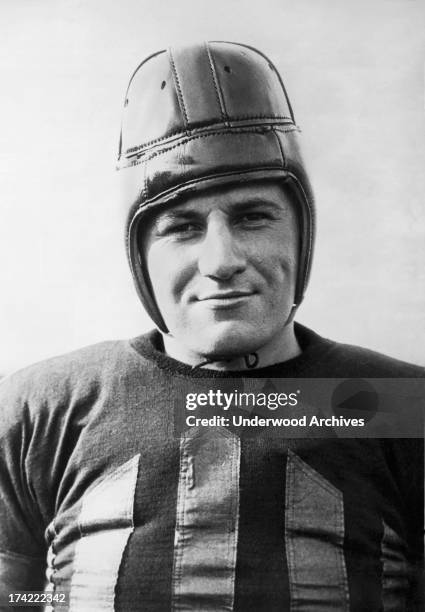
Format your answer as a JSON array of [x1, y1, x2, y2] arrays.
[[272, 127, 286, 169], [122, 127, 299, 169], [123, 117, 295, 155], [204, 42, 229, 125], [168, 48, 190, 129]]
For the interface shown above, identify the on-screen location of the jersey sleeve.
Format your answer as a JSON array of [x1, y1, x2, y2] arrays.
[[383, 438, 424, 611], [0, 373, 48, 599]]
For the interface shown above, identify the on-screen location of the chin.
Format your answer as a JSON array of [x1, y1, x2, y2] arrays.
[[188, 320, 267, 360]]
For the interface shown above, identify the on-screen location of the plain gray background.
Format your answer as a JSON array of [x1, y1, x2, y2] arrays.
[[1, 0, 424, 375]]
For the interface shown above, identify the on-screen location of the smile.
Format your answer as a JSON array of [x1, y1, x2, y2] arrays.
[[196, 291, 255, 309]]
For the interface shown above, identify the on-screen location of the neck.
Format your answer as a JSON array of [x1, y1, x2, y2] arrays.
[[162, 323, 302, 370]]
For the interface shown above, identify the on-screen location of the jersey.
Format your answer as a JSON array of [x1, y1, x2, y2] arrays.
[[0, 324, 423, 611]]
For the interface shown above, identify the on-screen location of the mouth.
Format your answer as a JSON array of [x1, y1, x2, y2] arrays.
[[196, 290, 256, 309], [198, 290, 254, 300]]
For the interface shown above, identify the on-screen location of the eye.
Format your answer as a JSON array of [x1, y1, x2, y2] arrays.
[[174, 222, 200, 232], [242, 212, 267, 221], [237, 211, 271, 226], [157, 221, 202, 238]]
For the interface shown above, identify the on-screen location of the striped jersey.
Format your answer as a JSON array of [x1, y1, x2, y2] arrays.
[[0, 324, 423, 611]]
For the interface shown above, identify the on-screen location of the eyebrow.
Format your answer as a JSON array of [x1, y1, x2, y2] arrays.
[[156, 198, 284, 222], [156, 209, 199, 222]]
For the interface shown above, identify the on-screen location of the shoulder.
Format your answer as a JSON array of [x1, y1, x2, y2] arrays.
[[321, 338, 424, 377], [295, 323, 424, 377], [1, 339, 123, 394], [0, 339, 146, 429]]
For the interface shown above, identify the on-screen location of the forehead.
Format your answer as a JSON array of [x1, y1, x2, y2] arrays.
[[152, 181, 296, 219]]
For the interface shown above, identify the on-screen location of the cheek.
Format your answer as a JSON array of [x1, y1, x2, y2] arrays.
[[146, 243, 195, 307], [248, 222, 298, 272], [251, 242, 298, 289]]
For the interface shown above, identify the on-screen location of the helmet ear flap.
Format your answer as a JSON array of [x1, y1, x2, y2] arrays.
[[279, 174, 315, 312], [128, 212, 169, 333]]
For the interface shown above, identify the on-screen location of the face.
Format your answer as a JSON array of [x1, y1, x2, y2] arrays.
[[143, 181, 299, 361]]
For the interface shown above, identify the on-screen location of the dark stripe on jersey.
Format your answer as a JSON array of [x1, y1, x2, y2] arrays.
[[234, 437, 289, 612], [115, 438, 180, 611]]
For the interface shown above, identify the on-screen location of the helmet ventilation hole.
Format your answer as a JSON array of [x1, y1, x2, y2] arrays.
[[161, 80, 166, 89], [224, 65, 231, 73]]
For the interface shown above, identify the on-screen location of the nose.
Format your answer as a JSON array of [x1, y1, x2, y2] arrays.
[[198, 216, 246, 280]]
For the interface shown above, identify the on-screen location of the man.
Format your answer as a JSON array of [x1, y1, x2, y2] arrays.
[[0, 42, 423, 610]]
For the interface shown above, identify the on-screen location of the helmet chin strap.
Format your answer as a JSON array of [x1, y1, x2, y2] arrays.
[[163, 302, 299, 371], [285, 302, 298, 326], [190, 351, 259, 371]]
